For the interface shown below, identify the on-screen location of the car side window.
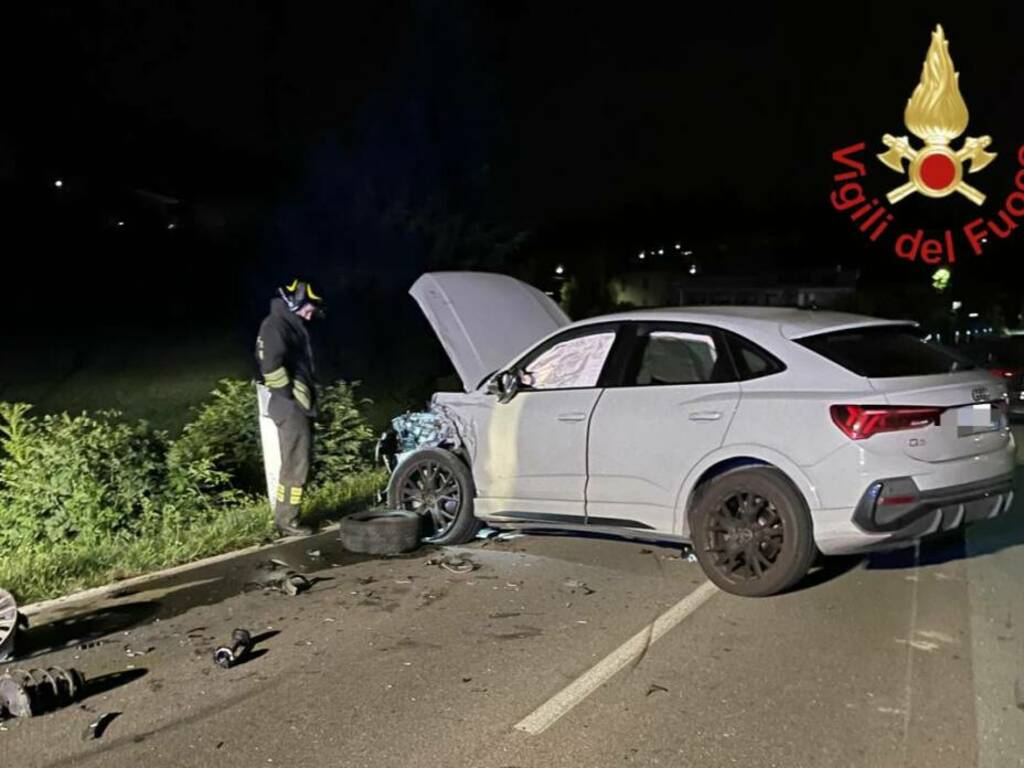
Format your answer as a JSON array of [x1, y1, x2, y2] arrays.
[[632, 328, 731, 386], [725, 332, 786, 380], [521, 332, 616, 390]]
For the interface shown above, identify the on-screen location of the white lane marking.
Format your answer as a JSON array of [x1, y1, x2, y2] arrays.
[[514, 580, 719, 736]]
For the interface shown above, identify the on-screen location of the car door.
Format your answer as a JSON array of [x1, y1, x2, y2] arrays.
[[472, 324, 622, 522], [586, 322, 741, 533]]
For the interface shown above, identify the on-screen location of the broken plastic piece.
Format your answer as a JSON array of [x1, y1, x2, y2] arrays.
[[562, 579, 595, 595], [0, 666, 85, 719], [81, 711, 119, 741], [425, 553, 478, 574], [213, 629, 254, 669]]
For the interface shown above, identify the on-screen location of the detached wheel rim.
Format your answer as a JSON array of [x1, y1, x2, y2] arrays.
[[704, 491, 785, 582], [397, 460, 462, 541]]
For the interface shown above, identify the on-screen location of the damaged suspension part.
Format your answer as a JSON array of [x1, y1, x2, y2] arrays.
[[0, 666, 85, 719], [213, 629, 254, 669]]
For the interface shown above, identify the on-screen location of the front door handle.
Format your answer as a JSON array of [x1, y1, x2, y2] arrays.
[[558, 412, 587, 422], [689, 411, 723, 421]]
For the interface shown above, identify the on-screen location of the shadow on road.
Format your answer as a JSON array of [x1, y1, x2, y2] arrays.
[[18, 601, 161, 659]]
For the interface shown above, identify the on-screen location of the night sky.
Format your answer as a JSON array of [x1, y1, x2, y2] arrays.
[[5, 2, 1024, 339]]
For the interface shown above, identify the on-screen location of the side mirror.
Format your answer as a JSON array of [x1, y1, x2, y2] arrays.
[[485, 370, 521, 403]]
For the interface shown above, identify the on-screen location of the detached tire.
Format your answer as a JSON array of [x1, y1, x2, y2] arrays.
[[690, 467, 816, 597], [338, 509, 421, 555], [386, 447, 479, 545]]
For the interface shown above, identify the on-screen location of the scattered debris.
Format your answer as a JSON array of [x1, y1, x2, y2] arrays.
[[426, 553, 478, 574], [1016, 676, 1024, 711], [357, 576, 378, 586], [0, 667, 85, 718], [213, 629, 254, 669], [685, 553, 698, 563], [81, 711, 119, 741], [562, 579, 595, 595], [640, 548, 654, 554], [476, 527, 500, 540], [124, 645, 154, 659], [306, 549, 322, 559], [78, 640, 109, 652], [646, 683, 669, 697], [0, 589, 23, 663], [282, 573, 312, 596], [496, 532, 525, 541]]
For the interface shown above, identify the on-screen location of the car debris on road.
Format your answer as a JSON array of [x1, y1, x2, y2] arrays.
[[213, 629, 255, 669], [425, 553, 478, 574], [562, 579, 595, 595], [0, 666, 85, 719], [81, 711, 119, 741]]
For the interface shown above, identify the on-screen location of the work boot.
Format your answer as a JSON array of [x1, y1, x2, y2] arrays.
[[274, 502, 312, 537]]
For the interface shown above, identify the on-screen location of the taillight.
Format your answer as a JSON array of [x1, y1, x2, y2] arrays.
[[830, 404, 945, 440], [988, 367, 1017, 379]]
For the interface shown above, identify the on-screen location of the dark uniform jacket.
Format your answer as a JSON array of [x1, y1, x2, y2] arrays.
[[256, 298, 317, 416]]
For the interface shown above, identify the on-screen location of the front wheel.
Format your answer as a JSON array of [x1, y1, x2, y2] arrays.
[[690, 467, 816, 597], [386, 447, 479, 545]]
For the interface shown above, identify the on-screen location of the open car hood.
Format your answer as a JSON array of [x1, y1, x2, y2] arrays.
[[410, 272, 570, 392]]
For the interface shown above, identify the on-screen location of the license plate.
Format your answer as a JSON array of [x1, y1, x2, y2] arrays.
[[956, 404, 998, 436]]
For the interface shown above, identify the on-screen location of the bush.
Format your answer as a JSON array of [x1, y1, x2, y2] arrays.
[[168, 378, 375, 496], [0, 403, 167, 551]]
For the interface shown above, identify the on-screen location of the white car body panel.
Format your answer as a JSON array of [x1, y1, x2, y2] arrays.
[[411, 273, 1016, 556]]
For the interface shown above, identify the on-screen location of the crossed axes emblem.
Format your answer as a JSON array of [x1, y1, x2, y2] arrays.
[[878, 134, 996, 206]]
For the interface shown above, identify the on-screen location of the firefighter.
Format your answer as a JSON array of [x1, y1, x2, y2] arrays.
[[256, 279, 324, 536]]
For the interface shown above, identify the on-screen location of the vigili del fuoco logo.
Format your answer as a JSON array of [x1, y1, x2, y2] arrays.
[[829, 24, 1024, 264]]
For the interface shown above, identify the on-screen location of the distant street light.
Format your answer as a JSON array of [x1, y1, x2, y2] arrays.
[[117, 220, 125, 227], [674, 243, 681, 250], [689, 264, 698, 275], [657, 249, 665, 255], [638, 252, 646, 260], [167, 222, 177, 230], [683, 250, 693, 256], [968, 312, 980, 318], [555, 264, 564, 276], [53, 179, 63, 188]]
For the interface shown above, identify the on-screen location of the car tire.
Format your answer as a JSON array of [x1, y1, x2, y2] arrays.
[[689, 467, 816, 597], [386, 447, 480, 545], [338, 509, 422, 555]]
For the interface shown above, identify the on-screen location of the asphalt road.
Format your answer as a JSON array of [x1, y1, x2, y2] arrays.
[[3, 483, 1024, 766]]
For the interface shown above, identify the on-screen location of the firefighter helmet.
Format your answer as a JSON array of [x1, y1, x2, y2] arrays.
[[279, 279, 325, 316]]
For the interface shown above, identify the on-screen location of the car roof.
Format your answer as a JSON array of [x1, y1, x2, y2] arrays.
[[572, 306, 912, 340]]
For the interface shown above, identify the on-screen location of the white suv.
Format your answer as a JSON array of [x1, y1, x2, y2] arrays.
[[381, 272, 1015, 596]]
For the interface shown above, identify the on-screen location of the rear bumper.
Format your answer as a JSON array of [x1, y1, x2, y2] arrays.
[[852, 473, 1015, 536]]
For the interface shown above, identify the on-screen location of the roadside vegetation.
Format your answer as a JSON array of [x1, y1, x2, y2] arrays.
[[0, 379, 385, 603]]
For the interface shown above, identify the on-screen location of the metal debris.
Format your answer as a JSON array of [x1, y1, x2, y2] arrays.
[[0, 667, 85, 719], [476, 527, 500, 540], [562, 579, 595, 595], [81, 711, 119, 741], [425, 553, 478, 574], [213, 629, 254, 669], [496, 532, 525, 541]]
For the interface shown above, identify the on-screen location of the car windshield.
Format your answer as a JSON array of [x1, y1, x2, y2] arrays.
[[796, 325, 976, 377]]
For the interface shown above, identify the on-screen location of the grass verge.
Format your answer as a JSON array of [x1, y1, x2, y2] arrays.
[[0, 470, 386, 604]]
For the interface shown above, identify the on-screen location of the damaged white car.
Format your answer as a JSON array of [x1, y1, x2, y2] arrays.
[[380, 272, 1015, 596]]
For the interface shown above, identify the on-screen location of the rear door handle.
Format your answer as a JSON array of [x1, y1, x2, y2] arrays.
[[558, 412, 588, 422], [689, 411, 723, 421]]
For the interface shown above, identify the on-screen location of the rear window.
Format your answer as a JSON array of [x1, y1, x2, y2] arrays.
[[796, 325, 976, 377]]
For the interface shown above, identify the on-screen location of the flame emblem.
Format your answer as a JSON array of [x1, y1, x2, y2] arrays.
[[877, 25, 995, 205]]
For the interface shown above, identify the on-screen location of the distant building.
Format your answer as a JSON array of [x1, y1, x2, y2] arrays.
[[610, 267, 859, 309]]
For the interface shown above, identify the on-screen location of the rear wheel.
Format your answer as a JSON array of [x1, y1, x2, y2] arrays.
[[690, 467, 816, 597], [386, 447, 479, 545]]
